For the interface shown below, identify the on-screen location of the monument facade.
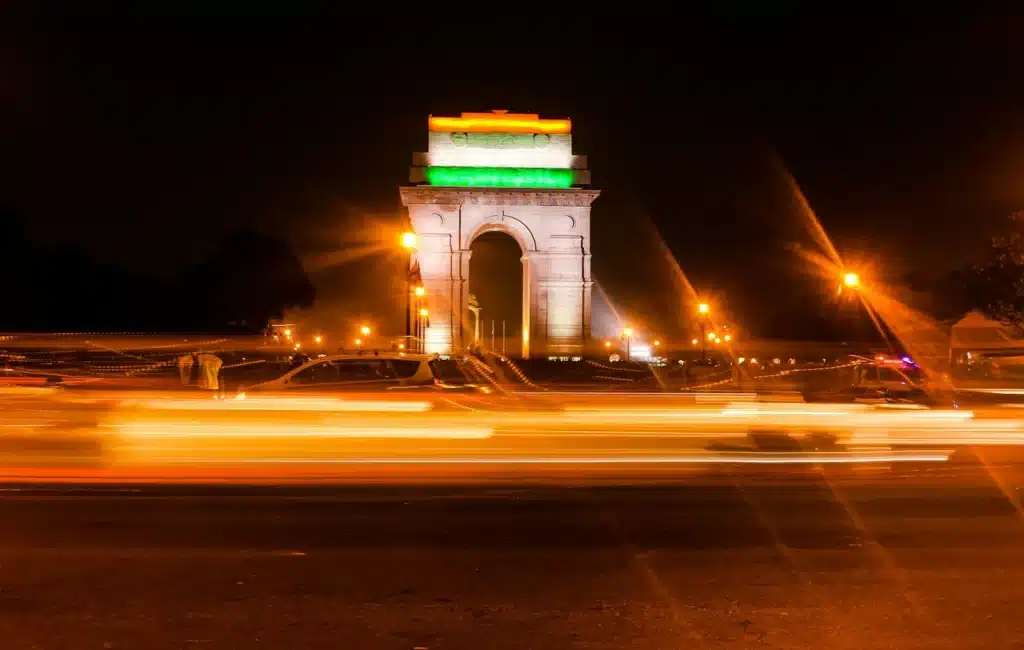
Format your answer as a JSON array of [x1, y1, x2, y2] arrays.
[[400, 111, 599, 358]]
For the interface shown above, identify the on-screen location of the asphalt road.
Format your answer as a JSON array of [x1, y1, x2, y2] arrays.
[[2, 461, 1024, 649]]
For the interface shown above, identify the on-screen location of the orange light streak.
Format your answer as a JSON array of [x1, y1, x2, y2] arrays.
[[121, 397, 432, 413], [110, 422, 493, 440]]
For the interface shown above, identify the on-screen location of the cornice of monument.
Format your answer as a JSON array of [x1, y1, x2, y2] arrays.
[[400, 186, 600, 208]]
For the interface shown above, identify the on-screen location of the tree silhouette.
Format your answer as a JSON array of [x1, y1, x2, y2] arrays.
[[971, 213, 1024, 328], [178, 229, 315, 330], [0, 212, 314, 332]]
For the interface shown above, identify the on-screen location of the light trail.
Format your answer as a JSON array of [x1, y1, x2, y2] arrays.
[[121, 397, 433, 413], [109, 422, 493, 439], [156, 451, 952, 465]]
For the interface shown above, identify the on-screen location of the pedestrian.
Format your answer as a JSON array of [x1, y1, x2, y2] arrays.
[[177, 352, 195, 386], [197, 352, 223, 390]]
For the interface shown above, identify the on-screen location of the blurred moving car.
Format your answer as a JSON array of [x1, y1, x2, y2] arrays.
[[242, 352, 481, 393], [805, 355, 938, 404]]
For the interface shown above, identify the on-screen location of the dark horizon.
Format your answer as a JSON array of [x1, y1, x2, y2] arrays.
[[3, 9, 1021, 339]]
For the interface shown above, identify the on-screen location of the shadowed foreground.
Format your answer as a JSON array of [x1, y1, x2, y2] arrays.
[[1, 467, 1023, 649]]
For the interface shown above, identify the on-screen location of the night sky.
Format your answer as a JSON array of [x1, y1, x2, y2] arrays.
[[3, 9, 1022, 339]]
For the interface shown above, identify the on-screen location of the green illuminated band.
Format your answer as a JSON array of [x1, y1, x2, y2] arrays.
[[425, 166, 573, 189]]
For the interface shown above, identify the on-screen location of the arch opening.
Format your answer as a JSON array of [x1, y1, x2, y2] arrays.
[[468, 231, 525, 356]]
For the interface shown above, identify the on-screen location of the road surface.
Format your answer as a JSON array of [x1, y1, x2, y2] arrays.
[[2, 461, 1024, 649]]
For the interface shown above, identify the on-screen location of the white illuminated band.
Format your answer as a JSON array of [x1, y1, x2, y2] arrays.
[[426, 131, 574, 169]]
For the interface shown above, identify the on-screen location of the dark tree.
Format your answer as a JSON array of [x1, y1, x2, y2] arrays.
[[178, 229, 315, 331], [971, 213, 1024, 328]]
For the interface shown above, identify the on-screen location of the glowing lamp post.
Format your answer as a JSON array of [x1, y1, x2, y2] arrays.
[[412, 286, 426, 352], [843, 272, 860, 289], [697, 303, 711, 361], [622, 326, 634, 362], [418, 308, 430, 351], [401, 232, 417, 351]]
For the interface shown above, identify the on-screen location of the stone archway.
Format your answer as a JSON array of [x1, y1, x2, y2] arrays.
[[467, 223, 529, 357], [400, 188, 599, 357]]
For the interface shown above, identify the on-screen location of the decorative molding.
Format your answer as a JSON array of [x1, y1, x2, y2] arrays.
[[401, 186, 600, 207]]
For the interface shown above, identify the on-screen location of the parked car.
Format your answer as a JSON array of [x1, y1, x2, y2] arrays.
[[241, 352, 481, 393]]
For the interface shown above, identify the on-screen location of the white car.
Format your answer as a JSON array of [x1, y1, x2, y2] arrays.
[[243, 352, 474, 392]]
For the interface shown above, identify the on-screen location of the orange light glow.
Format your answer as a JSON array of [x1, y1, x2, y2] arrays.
[[112, 422, 493, 440], [414, 286, 425, 297], [360, 325, 371, 336], [398, 343, 406, 350], [125, 397, 432, 413], [283, 329, 292, 337], [314, 335, 323, 344], [419, 308, 429, 317], [401, 232, 417, 249], [354, 338, 362, 346], [698, 303, 710, 314], [604, 341, 612, 349], [429, 112, 571, 134]]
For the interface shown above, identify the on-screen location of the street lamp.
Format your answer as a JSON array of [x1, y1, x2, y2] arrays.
[[360, 325, 371, 337], [622, 326, 633, 362], [412, 286, 426, 353], [691, 338, 698, 346], [697, 303, 710, 361], [354, 338, 362, 346], [401, 232, 418, 353], [843, 272, 860, 289], [314, 335, 323, 345], [724, 334, 732, 342]]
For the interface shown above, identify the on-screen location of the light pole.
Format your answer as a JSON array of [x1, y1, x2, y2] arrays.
[[413, 285, 425, 352], [418, 308, 430, 352], [401, 232, 417, 351], [622, 326, 633, 362], [698, 302, 710, 361]]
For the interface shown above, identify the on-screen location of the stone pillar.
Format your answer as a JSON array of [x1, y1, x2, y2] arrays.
[[521, 254, 533, 359], [413, 232, 458, 355]]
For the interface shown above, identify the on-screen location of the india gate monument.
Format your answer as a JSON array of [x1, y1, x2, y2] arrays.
[[400, 111, 599, 358]]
